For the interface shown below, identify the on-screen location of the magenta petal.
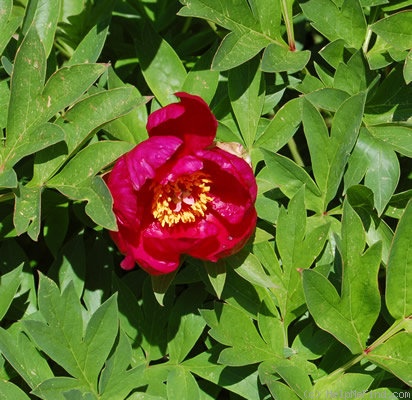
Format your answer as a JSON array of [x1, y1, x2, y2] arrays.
[[160, 155, 203, 184], [147, 92, 217, 153], [125, 135, 182, 190]]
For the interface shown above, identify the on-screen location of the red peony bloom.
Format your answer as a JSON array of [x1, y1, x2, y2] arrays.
[[106, 92, 257, 275]]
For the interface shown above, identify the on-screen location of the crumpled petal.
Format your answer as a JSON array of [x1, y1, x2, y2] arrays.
[[147, 92, 217, 153]]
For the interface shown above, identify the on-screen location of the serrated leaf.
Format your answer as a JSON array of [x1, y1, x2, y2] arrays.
[[0, 264, 23, 320], [385, 199, 412, 320], [228, 57, 264, 148]]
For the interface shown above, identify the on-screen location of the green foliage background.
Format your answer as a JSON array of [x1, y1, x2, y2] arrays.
[[0, 0, 411, 398]]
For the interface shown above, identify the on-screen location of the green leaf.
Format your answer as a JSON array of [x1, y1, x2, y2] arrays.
[[261, 44, 311, 73], [0, 264, 22, 320], [364, 65, 411, 125], [6, 27, 46, 145], [305, 88, 350, 112], [367, 125, 412, 158], [385, 199, 412, 320], [151, 270, 177, 306], [345, 128, 400, 215], [303, 201, 381, 353], [203, 260, 226, 299], [259, 149, 323, 213], [313, 372, 374, 398], [255, 97, 302, 152], [228, 251, 279, 289], [41, 63, 108, 123], [99, 332, 145, 400], [0, 324, 54, 389], [13, 184, 42, 240], [48, 235, 86, 298], [0, 380, 31, 400], [367, 332, 412, 386], [0, 0, 24, 55], [134, 20, 187, 105], [334, 51, 379, 95], [182, 46, 220, 105], [301, 0, 367, 49], [35, 88, 145, 184], [201, 302, 275, 366], [371, 11, 412, 51], [228, 57, 264, 148], [52, 176, 117, 230], [32, 377, 90, 400], [3, 122, 64, 169], [178, 0, 284, 71], [274, 188, 330, 326], [48, 141, 132, 186], [212, 31, 269, 71], [167, 367, 201, 399], [302, 93, 366, 209], [32, 0, 61, 57], [23, 274, 119, 389], [167, 286, 207, 364], [68, 17, 112, 66], [404, 49, 412, 84], [183, 346, 265, 400]]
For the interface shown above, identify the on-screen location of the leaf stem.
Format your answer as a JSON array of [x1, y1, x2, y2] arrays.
[[287, 138, 304, 167], [281, 0, 295, 51], [324, 319, 407, 380]]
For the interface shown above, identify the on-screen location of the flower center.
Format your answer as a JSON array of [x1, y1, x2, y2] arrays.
[[151, 172, 213, 227]]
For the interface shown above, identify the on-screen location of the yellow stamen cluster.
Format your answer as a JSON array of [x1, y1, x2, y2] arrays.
[[151, 172, 213, 227]]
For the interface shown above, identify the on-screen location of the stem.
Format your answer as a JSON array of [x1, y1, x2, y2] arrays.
[[287, 138, 304, 167], [281, 0, 295, 51], [324, 319, 407, 381]]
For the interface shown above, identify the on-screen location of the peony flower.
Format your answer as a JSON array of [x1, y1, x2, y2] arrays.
[[106, 92, 257, 275]]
